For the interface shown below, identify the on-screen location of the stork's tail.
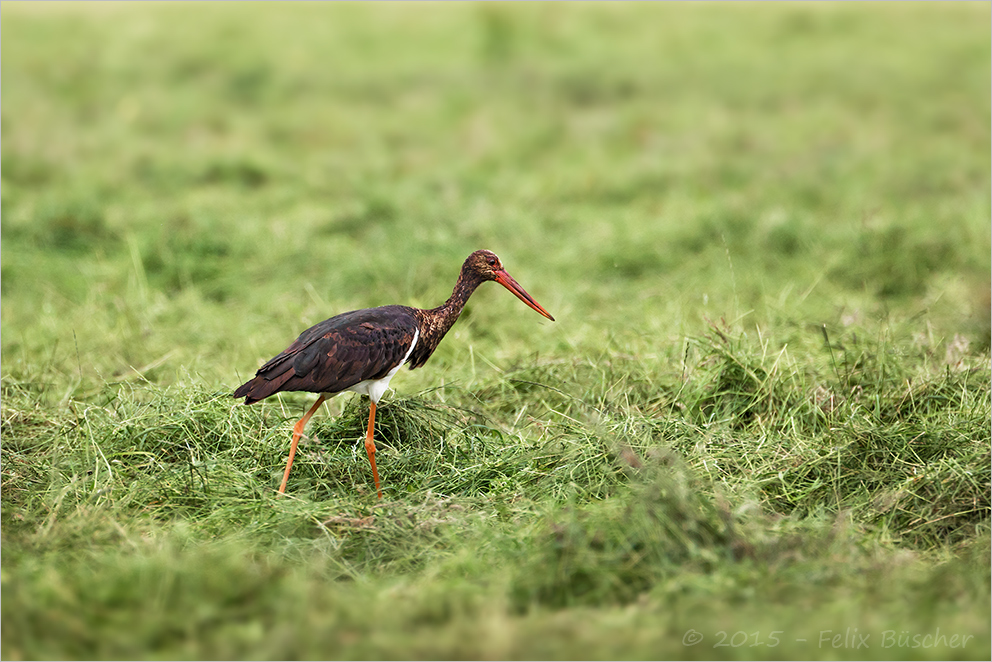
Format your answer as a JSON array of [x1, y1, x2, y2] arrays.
[[233, 371, 293, 405]]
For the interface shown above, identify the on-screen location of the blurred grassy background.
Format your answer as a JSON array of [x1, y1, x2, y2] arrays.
[[3, 1, 989, 390], [2, 2, 990, 659]]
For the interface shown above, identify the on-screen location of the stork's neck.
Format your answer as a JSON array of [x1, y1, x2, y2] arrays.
[[428, 266, 484, 334], [408, 264, 485, 368]]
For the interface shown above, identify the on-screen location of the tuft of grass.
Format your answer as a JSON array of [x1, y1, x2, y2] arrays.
[[509, 454, 747, 610]]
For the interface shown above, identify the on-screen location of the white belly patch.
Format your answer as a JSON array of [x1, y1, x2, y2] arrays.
[[341, 327, 419, 404]]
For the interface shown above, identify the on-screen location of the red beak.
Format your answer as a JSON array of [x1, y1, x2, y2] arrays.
[[493, 270, 555, 322]]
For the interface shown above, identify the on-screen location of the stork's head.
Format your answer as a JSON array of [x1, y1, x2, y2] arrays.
[[463, 250, 555, 321]]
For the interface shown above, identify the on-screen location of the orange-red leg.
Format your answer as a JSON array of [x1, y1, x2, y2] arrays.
[[278, 395, 327, 494], [364, 401, 382, 499]]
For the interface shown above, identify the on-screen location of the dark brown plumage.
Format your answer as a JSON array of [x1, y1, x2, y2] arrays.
[[234, 249, 554, 497], [234, 306, 421, 405]]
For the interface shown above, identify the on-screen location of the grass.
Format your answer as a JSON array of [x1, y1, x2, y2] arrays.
[[2, 2, 990, 659]]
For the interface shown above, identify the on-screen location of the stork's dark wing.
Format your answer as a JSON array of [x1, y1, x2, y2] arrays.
[[233, 305, 419, 404]]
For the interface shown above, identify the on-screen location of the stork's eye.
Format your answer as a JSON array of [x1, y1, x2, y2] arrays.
[[486, 256, 497, 267]]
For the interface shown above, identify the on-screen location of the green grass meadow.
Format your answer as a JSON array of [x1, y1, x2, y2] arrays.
[[2, 2, 990, 659]]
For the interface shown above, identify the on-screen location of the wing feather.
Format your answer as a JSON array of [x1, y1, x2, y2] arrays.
[[233, 305, 419, 404]]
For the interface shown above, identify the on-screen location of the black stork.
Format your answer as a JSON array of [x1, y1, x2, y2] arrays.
[[234, 249, 555, 498]]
